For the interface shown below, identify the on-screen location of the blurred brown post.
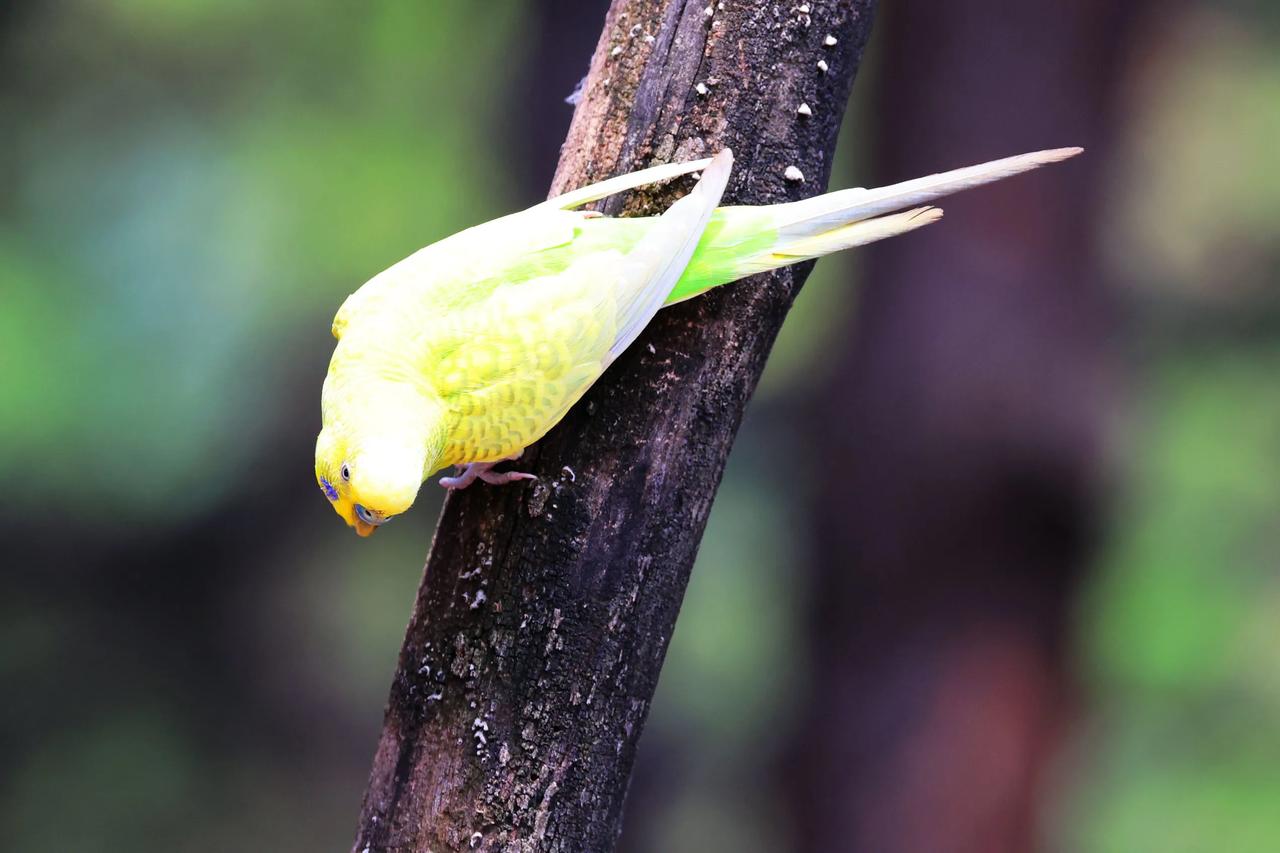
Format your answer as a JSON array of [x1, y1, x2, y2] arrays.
[[787, 2, 1147, 851], [351, 2, 879, 850]]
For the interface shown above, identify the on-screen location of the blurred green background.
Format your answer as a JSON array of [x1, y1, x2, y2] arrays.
[[2, 1, 1278, 851]]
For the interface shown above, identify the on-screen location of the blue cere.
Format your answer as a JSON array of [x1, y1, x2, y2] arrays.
[[321, 477, 339, 501]]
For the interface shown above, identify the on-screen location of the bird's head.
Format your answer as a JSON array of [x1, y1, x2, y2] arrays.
[[315, 426, 428, 537]]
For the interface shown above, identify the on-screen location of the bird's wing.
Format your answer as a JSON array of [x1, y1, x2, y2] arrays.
[[420, 251, 617, 464], [332, 153, 721, 340], [535, 155, 714, 212], [408, 150, 734, 462], [605, 148, 733, 361]]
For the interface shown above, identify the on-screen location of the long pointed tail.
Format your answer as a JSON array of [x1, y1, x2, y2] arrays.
[[669, 147, 1081, 303], [776, 147, 1080, 240]]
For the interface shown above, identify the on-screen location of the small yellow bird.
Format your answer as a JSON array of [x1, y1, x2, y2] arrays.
[[316, 147, 1081, 536]]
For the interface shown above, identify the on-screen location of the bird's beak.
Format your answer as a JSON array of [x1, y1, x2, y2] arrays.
[[354, 518, 377, 537]]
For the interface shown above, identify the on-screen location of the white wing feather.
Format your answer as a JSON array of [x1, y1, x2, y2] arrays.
[[538, 156, 715, 212], [607, 149, 734, 361]]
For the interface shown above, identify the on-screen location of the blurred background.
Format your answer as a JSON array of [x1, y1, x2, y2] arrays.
[[3, 0, 1278, 850]]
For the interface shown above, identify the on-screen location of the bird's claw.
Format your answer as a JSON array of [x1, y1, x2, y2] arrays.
[[480, 469, 538, 486], [440, 460, 537, 490]]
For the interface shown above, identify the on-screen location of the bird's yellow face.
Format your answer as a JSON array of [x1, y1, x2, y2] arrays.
[[315, 457, 381, 537], [315, 437, 381, 537], [315, 426, 428, 537]]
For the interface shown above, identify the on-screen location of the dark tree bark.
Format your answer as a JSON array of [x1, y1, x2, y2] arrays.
[[786, 1, 1148, 851], [352, 2, 878, 851]]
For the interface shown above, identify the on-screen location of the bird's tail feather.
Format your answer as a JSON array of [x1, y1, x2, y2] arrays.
[[773, 147, 1081, 241], [770, 206, 943, 261], [664, 147, 1081, 304]]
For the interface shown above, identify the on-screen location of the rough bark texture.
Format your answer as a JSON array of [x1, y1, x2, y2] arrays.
[[352, 2, 877, 851], [785, 1, 1146, 851]]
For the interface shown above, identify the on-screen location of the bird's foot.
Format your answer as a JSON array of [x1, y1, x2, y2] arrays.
[[479, 467, 538, 486], [439, 453, 537, 490]]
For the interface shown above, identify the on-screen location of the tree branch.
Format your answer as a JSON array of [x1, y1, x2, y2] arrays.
[[352, 2, 877, 850]]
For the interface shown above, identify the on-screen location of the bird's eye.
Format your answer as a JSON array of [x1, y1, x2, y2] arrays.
[[341, 463, 351, 482]]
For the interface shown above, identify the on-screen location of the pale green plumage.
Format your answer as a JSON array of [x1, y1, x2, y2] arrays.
[[316, 146, 1081, 535]]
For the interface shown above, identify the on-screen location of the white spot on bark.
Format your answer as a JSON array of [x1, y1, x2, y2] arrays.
[[564, 76, 587, 106], [611, 45, 624, 56], [797, 102, 812, 116], [817, 59, 829, 73], [824, 34, 838, 46], [695, 82, 709, 96], [704, 5, 713, 16], [470, 589, 487, 609], [561, 465, 576, 482], [470, 832, 483, 848], [798, 3, 810, 11], [785, 165, 806, 182]]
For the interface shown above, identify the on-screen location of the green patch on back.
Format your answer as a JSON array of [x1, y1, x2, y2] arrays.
[[669, 212, 778, 304]]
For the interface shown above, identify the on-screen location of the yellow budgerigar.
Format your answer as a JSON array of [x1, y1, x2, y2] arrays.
[[316, 146, 1081, 536]]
